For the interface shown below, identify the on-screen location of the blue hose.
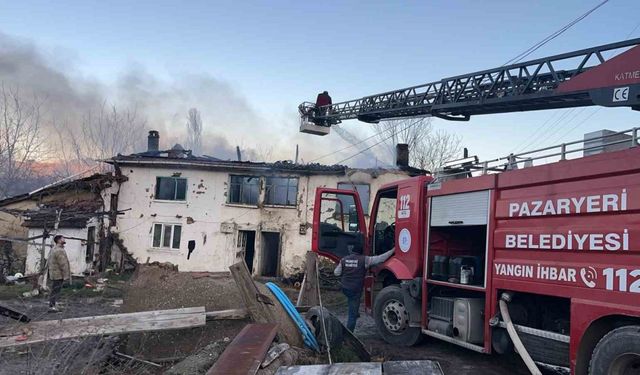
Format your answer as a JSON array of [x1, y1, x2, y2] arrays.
[[265, 282, 320, 352]]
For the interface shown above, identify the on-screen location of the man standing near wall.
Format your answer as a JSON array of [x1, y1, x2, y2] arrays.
[[47, 235, 70, 313], [334, 247, 394, 332]]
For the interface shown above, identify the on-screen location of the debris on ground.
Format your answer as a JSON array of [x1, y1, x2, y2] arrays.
[[207, 323, 278, 374], [22, 288, 39, 297], [164, 338, 230, 375], [257, 346, 324, 375], [121, 263, 249, 361], [0, 303, 30, 322], [0, 259, 534, 375], [261, 343, 290, 368]]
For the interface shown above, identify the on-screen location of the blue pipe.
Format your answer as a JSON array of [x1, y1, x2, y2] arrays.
[[265, 282, 320, 352]]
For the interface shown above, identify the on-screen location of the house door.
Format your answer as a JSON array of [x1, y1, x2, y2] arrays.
[[238, 230, 256, 273], [260, 232, 280, 277]]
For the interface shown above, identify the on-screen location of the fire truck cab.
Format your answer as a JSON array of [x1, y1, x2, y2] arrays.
[[312, 131, 640, 375]]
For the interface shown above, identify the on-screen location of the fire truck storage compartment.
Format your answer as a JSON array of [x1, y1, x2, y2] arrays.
[[428, 190, 489, 288], [428, 227, 487, 287], [427, 287, 485, 344]]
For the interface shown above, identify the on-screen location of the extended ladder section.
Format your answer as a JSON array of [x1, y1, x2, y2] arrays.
[[300, 38, 640, 131]]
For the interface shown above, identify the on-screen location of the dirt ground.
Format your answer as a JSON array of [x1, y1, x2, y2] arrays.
[[1, 271, 564, 375], [120, 266, 249, 360], [0, 266, 314, 375]]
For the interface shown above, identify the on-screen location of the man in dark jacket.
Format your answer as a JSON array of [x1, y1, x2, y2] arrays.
[[334, 247, 394, 331], [47, 235, 71, 312], [315, 91, 332, 125]]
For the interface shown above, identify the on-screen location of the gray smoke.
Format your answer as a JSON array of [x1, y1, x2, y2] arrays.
[[0, 31, 388, 169], [0, 32, 265, 161]]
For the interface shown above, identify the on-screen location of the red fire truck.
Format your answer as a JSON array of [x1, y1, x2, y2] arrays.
[[302, 39, 640, 375]]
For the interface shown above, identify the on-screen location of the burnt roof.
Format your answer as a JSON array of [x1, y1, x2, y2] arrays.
[[21, 199, 104, 228], [106, 153, 347, 175], [0, 173, 119, 207]]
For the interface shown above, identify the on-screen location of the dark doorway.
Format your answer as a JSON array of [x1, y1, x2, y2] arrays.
[[239, 231, 256, 273], [261, 232, 280, 277]]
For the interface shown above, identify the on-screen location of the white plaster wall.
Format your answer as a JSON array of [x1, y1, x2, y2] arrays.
[[114, 165, 412, 276], [25, 227, 91, 276]]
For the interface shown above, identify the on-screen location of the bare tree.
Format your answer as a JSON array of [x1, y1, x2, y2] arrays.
[[252, 144, 274, 162], [186, 108, 203, 155], [81, 103, 147, 160], [54, 103, 147, 171], [373, 117, 462, 172], [0, 84, 47, 197]]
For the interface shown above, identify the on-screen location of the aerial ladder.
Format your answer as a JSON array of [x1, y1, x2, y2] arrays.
[[301, 38, 640, 375], [299, 38, 640, 135]]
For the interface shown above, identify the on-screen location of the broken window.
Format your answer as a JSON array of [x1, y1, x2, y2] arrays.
[[152, 223, 182, 249], [265, 177, 298, 206], [86, 226, 96, 262], [228, 175, 259, 205], [337, 182, 370, 212], [155, 177, 187, 201]]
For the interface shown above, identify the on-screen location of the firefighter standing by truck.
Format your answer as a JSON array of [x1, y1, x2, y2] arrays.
[[334, 247, 394, 331]]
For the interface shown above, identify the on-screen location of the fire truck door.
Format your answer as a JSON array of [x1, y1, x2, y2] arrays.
[[312, 188, 368, 263]]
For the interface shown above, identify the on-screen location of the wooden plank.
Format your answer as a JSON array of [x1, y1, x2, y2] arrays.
[[0, 307, 206, 348], [229, 261, 278, 324], [383, 360, 444, 375], [296, 252, 319, 307], [204, 308, 248, 321], [207, 323, 277, 375]]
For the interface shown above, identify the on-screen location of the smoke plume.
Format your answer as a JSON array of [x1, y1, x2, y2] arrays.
[[0, 31, 396, 176]]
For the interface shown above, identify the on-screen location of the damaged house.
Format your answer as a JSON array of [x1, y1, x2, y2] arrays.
[[0, 173, 122, 277], [0, 131, 424, 279], [105, 131, 422, 277]]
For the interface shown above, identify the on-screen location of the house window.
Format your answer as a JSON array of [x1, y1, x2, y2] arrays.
[[265, 177, 298, 206], [229, 175, 259, 205], [338, 182, 370, 212], [86, 226, 96, 262], [152, 223, 182, 249], [155, 177, 187, 201]]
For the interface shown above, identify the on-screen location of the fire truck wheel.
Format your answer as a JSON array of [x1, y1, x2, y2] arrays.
[[589, 325, 640, 375], [374, 285, 422, 346]]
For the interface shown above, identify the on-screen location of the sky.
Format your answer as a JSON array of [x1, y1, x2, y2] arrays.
[[1, 0, 639, 166]]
